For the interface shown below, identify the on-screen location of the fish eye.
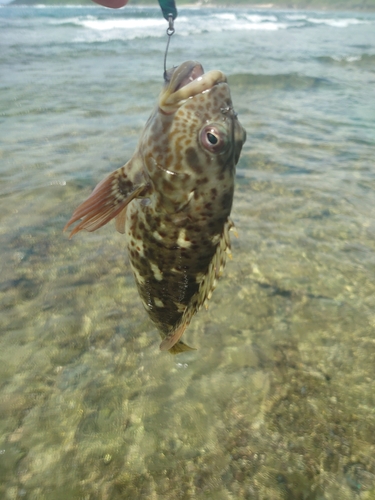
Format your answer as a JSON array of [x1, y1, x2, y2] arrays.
[[207, 132, 218, 145], [199, 124, 228, 154]]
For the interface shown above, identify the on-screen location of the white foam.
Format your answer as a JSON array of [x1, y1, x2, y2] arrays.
[[209, 13, 285, 32], [180, 20, 286, 33], [50, 15, 96, 25], [245, 14, 278, 23], [308, 18, 369, 28], [286, 14, 308, 21], [213, 13, 237, 21], [79, 18, 166, 31], [232, 21, 287, 31], [346, 55, 361, 62], [73, 29, 165, 42], [332, 55, 362, 62]]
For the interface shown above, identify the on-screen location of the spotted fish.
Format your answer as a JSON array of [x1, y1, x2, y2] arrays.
[[65, 60, 246, 354]]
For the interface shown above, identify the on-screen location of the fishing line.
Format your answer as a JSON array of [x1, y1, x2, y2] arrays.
[[163, 15, 175, 80], [157, 0, 177, 80], [89, 0, 178, 78]]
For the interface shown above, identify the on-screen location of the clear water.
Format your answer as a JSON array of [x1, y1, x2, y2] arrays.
[[1, 4, 375, 499]]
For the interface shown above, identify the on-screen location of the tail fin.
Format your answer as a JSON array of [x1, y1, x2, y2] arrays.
[[168, 340, 196, 355]]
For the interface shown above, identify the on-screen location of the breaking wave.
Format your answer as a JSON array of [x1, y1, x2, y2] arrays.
[[6, 6, 374, 45], [317, 53, 375, 67], [40, 8, 374, 44], [307, 17, 371, 28], [228, 72, 332, 90]]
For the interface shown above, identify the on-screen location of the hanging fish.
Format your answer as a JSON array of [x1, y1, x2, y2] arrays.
[[65, 60, 246, 353]]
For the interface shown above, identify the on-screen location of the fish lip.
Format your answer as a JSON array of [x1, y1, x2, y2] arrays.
[[166, 60, 205, 93], [160, 60, 227, 112]]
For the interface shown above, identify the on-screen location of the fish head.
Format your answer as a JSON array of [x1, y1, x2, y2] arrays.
[[141, 60, 246, 211]]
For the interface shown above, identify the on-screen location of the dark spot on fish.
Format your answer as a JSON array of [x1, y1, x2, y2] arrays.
[[185, 147, 203, 174], [199, 177, 209, 184], [118, 177, 133, 195], [211, 187, 218, 199], [221, 192, 232, 210]]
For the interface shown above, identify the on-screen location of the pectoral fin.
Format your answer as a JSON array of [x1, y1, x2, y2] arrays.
[[64, 161, 149, 238], [114, 206, 128, 234]]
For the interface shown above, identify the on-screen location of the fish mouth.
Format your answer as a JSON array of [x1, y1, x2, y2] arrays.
[[159, 60, 227, 113]]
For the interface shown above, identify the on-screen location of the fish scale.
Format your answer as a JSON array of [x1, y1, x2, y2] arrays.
[[65, 60, 246, 354]]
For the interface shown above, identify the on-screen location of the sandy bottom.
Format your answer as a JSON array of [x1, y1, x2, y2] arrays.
[[1, 149, 375, 499]]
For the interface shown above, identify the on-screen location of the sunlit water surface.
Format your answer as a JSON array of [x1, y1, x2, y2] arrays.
[[1, 4, 375, 499]]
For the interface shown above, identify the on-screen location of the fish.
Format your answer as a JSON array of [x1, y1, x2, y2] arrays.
[[64, 60, 246, 354]]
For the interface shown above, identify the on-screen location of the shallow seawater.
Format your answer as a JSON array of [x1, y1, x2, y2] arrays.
[[1, 4, 375, 499]]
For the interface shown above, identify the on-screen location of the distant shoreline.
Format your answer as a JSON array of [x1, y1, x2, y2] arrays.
[[7, 0, 375, 11]]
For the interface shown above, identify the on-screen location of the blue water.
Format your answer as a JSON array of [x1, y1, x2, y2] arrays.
[[1, 4, 375, 499]]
